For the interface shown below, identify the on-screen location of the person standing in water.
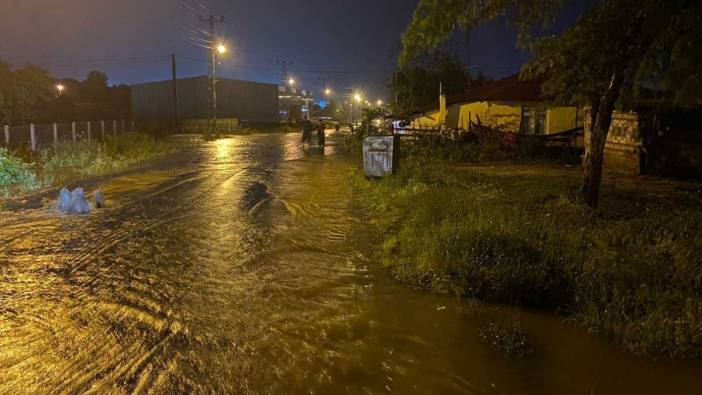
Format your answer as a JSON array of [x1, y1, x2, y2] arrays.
[[317, 122, 326, 147], [301, 117, 314, 145]]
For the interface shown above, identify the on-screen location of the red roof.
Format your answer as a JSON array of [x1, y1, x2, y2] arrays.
[[447, 74, 548, 105]]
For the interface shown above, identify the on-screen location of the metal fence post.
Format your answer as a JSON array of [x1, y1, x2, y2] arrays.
[[72, 121, 77, 141], [53, 123, 58, 146], [87, 121, 91, 141], [101, 120, 105, 140], [4, 125, 10, 146], [30, 124, 37, 151]]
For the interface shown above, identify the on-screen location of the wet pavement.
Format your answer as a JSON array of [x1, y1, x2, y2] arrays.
[[1, 132, 701, 394]]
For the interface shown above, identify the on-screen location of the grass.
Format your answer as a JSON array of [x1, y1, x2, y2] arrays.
[[478, 319, 535, 357], [0, 133, 176, 198], [0, 148, 40, 197], [351, 141, 702, 358]]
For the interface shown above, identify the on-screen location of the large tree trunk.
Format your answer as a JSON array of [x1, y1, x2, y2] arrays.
[[579, 71, 623, 209]]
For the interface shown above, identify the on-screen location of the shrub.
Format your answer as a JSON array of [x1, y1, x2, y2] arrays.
[[0, 148, 40, 196]]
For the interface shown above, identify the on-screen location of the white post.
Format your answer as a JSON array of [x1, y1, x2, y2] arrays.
[[3, 125, 9, 146], [87, 121, 91, 141], [72, 121, 76, 141], [101, 120, 105, 140], [53, 123, 58, 146], [112, 120, 117, 136], [30, 124, 37, 151]]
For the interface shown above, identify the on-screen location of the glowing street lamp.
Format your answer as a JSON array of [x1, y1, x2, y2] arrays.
[[288, 77, 296, 86], [325, 88, 331, 96], [377, 100, 383, 106], [354, 94, 362, 103], [217, 44, 227, 54], [56, 84, 65, 95]]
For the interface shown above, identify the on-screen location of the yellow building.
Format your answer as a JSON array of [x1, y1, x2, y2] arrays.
[[414, 74, 582, 135]]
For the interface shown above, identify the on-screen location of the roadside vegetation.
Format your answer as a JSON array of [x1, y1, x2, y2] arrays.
[[350, 137, 702, 358], [0, 133, 175, 198]]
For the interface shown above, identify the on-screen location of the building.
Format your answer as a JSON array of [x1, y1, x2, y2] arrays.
[[131, 76, 279, 124], [410, 74, 582, 134], [278, 85, 314, 122], [448, 74, 581, 134]]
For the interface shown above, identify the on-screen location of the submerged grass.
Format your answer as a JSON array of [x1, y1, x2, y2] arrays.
[[0, 133, 176, 197], [352, 151, 702, 358]]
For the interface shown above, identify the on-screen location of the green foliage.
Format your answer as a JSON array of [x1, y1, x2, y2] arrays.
[[399, 0, 567, 66], [0, 62, 53, 124], [38, 133, 175, 184], [352, 156, 702, 358], [0, 148, 40, 196], [0, 134, 175, 199], [401, 0, 702, 108], [390, 50, 470, 116]]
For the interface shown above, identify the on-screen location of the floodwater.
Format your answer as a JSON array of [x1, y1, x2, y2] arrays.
[[1, 132, 700, 394]]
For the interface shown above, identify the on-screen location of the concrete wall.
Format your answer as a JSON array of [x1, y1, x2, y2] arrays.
[[131, 77, 279, 123], [411, 110, 442, 129], [547, 106, 579, 133], [585, 110, 642, 174]]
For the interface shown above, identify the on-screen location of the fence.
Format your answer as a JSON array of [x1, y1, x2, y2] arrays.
[[1, 119, 135, 152]]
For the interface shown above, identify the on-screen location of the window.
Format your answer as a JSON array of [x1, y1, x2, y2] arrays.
[[521, 107, 546, 135]]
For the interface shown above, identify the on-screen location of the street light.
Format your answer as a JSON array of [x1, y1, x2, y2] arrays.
[[377, 100, 383, 106], [354, 94, 362, 103], [217, 44, 227, 54], [288, 77, 295, 86], [56, 84, 65, 95], [325, 88, 331, 96]]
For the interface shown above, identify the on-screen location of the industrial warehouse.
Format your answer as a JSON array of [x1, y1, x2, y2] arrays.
[[131, 76, 280, 126]]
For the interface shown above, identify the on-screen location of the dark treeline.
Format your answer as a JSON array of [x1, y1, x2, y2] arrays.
[[388, 50, 491, 118], [0, 59, 131, 125]]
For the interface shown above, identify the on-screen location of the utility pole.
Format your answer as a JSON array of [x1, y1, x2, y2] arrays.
[[465, 30, 472, 91], [172, 54, 179, 131], [276, 60, 293, 120], [199, 15, 226, 134]]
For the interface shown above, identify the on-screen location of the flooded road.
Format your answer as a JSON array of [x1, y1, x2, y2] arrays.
[[1, 132, 700, 394]]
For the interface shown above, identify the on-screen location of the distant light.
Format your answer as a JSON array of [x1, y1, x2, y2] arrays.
[[325, 88, 331, 95], [354, 94, 362, 102], [288, 77, 295, 86], [56, 84, 65, 93], [217, 44, 227, 54], [377, 100, 383, 106]]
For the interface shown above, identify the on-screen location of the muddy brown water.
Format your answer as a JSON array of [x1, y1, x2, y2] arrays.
[[1, 133, 700, 394]]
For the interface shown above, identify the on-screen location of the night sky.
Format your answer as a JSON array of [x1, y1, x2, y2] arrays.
[[0, 0, 538, 101]]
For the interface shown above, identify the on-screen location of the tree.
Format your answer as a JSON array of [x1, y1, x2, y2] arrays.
[[390, 50, 470, 117], [8, 63, 53, 123], [82, 70, 109, 102], [0, 60, 13, 123], [399, 0, 702, 208]]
